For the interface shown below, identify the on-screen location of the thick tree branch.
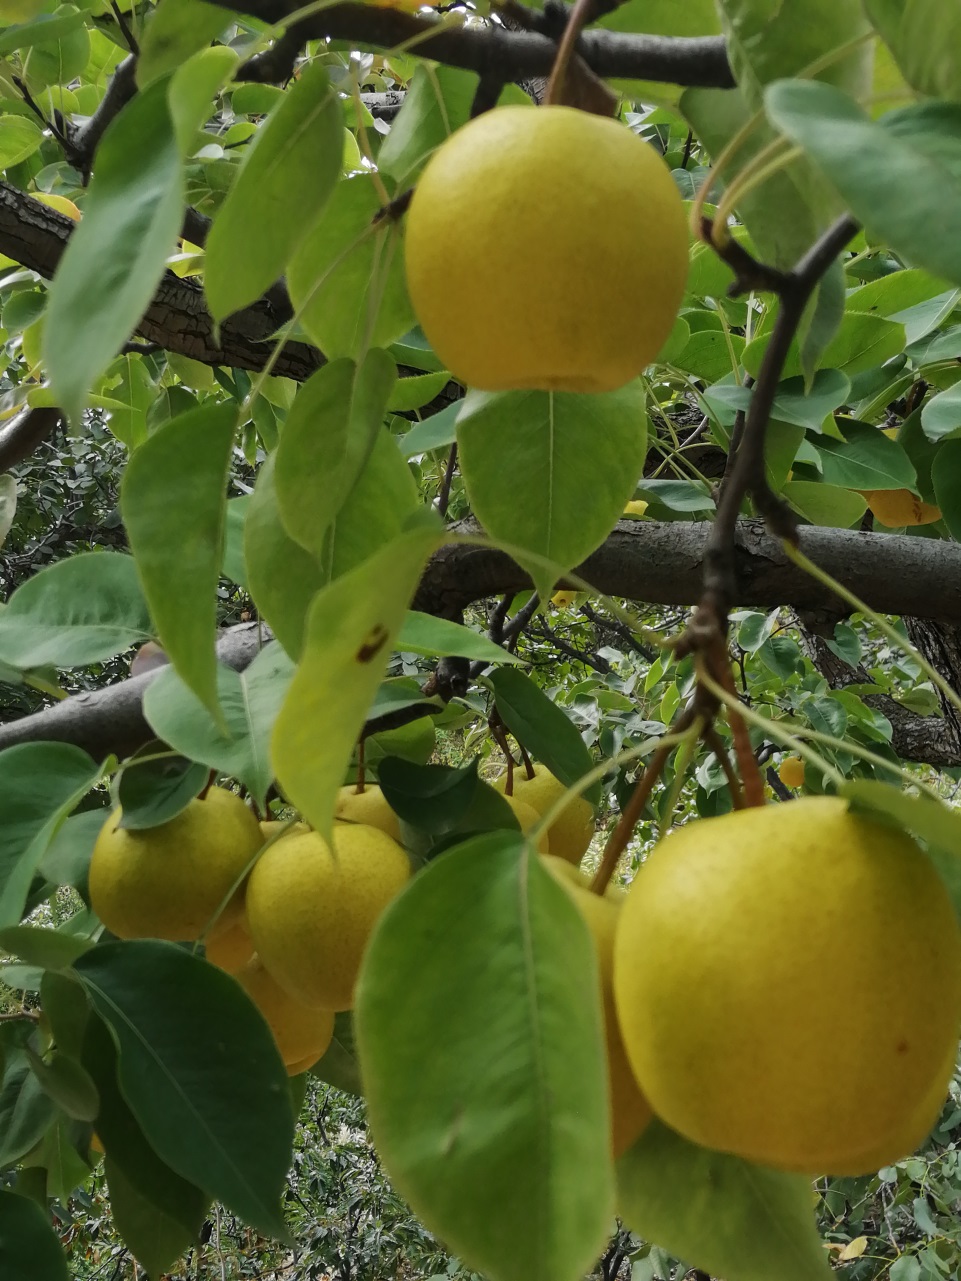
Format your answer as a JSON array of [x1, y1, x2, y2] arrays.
[[209, 1, 734, 88], [0, 407, 64, 473], [5, 519, 961, 761]]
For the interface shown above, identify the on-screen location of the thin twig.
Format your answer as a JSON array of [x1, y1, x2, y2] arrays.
[[702, 725, 745, 810]]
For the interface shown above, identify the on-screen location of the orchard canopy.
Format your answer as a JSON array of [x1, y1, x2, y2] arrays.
[[6, 1, 961, 1279]]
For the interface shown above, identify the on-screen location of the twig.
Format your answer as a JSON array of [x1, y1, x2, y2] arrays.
[[702, 724, 745, 810], [110, 0, 139, 54], [0, 406, 64, 472], [436, 442, 457, 519]]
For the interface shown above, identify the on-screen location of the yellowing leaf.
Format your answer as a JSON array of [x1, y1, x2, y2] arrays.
[[271, 522, 441, 839], [838, 1237, 868, 1261]]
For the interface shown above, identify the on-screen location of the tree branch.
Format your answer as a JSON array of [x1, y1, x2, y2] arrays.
[[5, 518, 961, 761], [207, 1, 734, 89], [0, 407, 64, 473]]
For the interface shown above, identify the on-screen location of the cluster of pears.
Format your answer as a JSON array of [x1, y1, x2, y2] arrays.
[[88, 784, 412, 1076], [404, 104, 688, 395], [610, 796, 961, 1174]]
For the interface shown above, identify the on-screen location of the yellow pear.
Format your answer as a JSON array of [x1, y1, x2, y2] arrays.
[[89, 787, 262, 942], [493, 764, 594, 865], [542, 855, 652, 1157], [205, 917, 255, 974], [235, 956, 335, 1075], [260, 818, 309, 841], [246, 824, 411, 1011], [405, 105, 688, 393], [614, 797, 961, 1175], [777, 756, 805, 789], [506, 796, 550, 853], [335, 784, 401, 841]]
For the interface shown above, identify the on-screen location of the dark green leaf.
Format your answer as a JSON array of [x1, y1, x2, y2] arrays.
[[105, 1154, 197, 1276], [0, 743, 101, 929], [377, 64, 478, 185], [815, 419, 918, 491], [38, 809, 105, 891], [82, 1014, 208, 1237], [356, 834, 613, 1281], [121, 404, 236, 723], [490, 668, 599, 804], [0, 926, 91, 971], [310, 1012, 362, 1096], [0, 1189, 69, 1281], [74, 940, 294, 1237], [115, 753, 208, 830], [27, 1048, 99, 1121], [0, 1024, 57, 1167], [137, 0, 228, 86]]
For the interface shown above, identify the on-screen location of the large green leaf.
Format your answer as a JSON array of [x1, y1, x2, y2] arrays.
[[272, 522, 441, 839], [0, 743, 101, 929], [932, 440, 961, 542], [0, 1188, 69, 1281], [105, 1155, 197, 1276], [457, 384, 648, 600], [0, 115, 43, 168], [205, 60, 342, 321], [274, 351, 397, 558], [43, 77, 184, 424], [244, 454, 324, 660], [74, 941, 293, 1238], [143, 644, 295, 807], [766, 83, 961, 289], [397, 612, 524, 665], [0, 552, 150, 669], [489, 668, 600, 805], [617, 1120, 832, 1281], [356, 833, 613, 1281], [866, 0, 961, 101], [121, 404, 236, 724], [82, 1014, 208, 1238], [288, 175, 414, 360]]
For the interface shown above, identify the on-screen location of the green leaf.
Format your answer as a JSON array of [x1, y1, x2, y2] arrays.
[[121, 404, 236, 724], [288, 174, 413, 360], [168, 46, 240, 156], [137, 0, 228, 87], [272, 522, 441, 839], [766, 83, 961, 289], [0, 552, 151, 669], [74, 940, 294, 1238], [457, 384, 648, 600], [0, 926, 90, 970], [105, 1155, 196, 1276], [0, 1188, 69, 1281], [0, 115, 43, 168], [0, 8, 84, 55], [400, 402, 460, 458], [244, 454, 324, 660], [0, 1025, 53, 1165], [921, 384, 961, 441], [38, 809, 105, 890], [274, 352, 397, 557], [356, 834, 613, 1281], [865, 0, 961, 101], [0, 475, 16, 552], [815, 420, 918, 491], [317, 428, 420, 584], [205, 61, 342, 321], [388, 371, 450, 413], [82, 1013, 208, 1238], [842, 781, 961, 921], [397, 612, 524, 665], [27, 1047, 98, 1121], [932, 440, 961, 540], [115, 753, 208, 830], [377, 64, 478, 186], [143, 645, 295, 807], [43, 76, 184, 424], [0, 743, 101, 929], [489, 668, 600, 805], [617, 1120, 833, 1281], [782, 480, 867, 527], [743, 312, 905, 381], [310, 1011, 362, 1096]]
